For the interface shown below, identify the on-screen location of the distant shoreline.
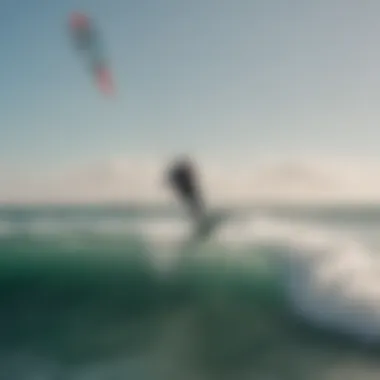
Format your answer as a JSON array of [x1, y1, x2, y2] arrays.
[[1, 201, 380, 214]]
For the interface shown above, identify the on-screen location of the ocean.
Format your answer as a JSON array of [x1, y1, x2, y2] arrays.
[[1, 204, 380, 380]]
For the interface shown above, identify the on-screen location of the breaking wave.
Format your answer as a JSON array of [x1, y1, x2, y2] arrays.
[[1, 207, 380, 379]]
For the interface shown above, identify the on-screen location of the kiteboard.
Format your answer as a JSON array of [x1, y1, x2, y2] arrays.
[[169, 209, 231, 272], [191, 210, 229, 241]]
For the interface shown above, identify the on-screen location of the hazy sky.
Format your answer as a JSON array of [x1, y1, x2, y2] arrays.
[[2, 0, 380, 202], [2, 0, 380, 168]]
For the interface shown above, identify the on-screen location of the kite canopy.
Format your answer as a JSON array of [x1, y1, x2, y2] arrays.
[[70, 12, 88, 29], [69, 11, 115, 96], [96, 66, 114, 95]]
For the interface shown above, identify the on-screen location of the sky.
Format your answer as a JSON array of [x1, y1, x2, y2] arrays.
[[1, 0, 380, 203]]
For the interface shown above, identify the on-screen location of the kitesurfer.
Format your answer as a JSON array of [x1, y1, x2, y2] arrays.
[[167, 157, 205, 223]]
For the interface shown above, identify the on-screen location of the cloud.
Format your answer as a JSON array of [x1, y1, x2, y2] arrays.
[[0, 155, 380, 204]]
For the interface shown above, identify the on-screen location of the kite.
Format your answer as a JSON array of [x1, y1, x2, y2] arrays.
[[69, 12, 115, 95]]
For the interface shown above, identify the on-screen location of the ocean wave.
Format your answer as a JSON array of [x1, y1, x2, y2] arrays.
[[1, 213, 380, 344], [1, 212, 380, 378]]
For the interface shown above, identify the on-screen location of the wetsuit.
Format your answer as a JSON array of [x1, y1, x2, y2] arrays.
[[167, 159, 204, 222]]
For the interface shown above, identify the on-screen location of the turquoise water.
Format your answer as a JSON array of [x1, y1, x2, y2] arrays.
[[1, 205, 380, 379]]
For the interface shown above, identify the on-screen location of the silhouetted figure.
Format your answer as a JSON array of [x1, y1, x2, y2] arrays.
[[167, 157, 205, 223]]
